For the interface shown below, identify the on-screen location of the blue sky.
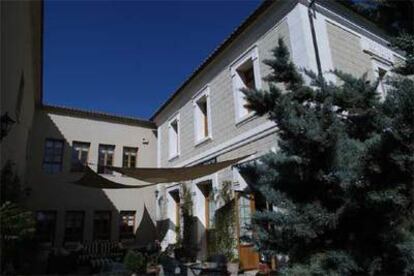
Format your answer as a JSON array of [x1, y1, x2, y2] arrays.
[[43, 0, 261, 119]]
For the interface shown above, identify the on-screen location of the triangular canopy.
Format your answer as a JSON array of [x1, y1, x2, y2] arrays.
[[73, 166, 154, 189], [109, 155, 250, 183], [73, 155, 250, 189]]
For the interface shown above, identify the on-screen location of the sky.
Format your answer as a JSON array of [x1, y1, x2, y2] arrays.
[[43, 0, 261, 119]]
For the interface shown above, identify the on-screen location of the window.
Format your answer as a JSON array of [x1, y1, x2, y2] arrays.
[[193, 87, 212, 144], [238, 195, 252, 243], [71, 142, 90, 172], [93, 211, 111, 240], [64, 211, 85, 242], [98, 145, 115, 174], [168, 115, 180, 159], [123, 147, 138, 168], [36, 211, 57, 243], [231, 47, 261, 123], [43, 139, 64, 174], [119, 211, 136, 240]]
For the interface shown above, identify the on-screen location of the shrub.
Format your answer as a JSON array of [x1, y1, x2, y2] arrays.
[[123, 250, 146, 273]]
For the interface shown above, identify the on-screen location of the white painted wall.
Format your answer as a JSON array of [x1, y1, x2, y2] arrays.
[[26, 109, 158, 246]]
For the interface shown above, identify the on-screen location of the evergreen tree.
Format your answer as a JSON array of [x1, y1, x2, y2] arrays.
[[240, 35, 414, 274], [0, 161, 35, 272], [340, 0, 414, 75]]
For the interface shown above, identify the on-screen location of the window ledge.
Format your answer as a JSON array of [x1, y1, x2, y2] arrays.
[[168, 154, 180, 162], [235, 112, 257, 127], [195, 136, 212, 147]]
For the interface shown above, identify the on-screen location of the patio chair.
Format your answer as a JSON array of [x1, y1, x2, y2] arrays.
[[77, 241, 125, 273]]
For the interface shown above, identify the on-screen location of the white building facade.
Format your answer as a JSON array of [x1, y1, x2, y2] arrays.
[[151, 0, 403, 269]]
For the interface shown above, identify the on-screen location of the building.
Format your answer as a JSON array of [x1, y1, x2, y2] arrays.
[[1, 0, 403, 271], [25, 105, 158, 247], [151, 0, 403, 268]]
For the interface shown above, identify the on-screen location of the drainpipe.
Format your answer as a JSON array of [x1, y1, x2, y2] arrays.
[[308, 0, 323, 79]]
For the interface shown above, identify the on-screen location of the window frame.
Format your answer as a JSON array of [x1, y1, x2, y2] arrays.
[[119, 210, 136, 240], [122, 146, 138, 168], [193, 86, 212, 146], [238, 194, 254, 245], [42, 138, 64, 174], [168, 114, 180, 161], [98, 144, 115, 174], [71, 141, 90, 172], [230, 46, 261, 125]]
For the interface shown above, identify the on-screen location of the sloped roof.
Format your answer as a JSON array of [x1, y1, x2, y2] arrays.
[[42, 104, 156, 128], [150, 0, 395, 122]]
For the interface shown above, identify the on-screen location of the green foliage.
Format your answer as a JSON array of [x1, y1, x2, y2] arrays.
[[1, 202, 35, 242], [342, 0, 414, 75], [1, 161, 23, 204], [391, 34, 414, 75], [123, 250, 146, 273], [339, 0, 413, 34], [180, 185, 197, 260], [181, 185, 193, 217], [175, 224, 182, 247], [1, 161, 35, 272], [240, 37, 414, 274], [208, 181, 237, 260], [0, 162, 35, 241]]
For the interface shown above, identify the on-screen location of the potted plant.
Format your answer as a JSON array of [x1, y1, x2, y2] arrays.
[[227, 257, 239, 275]]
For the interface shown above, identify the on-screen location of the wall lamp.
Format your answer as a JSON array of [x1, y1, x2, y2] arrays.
[[0, 112, 16, 141]]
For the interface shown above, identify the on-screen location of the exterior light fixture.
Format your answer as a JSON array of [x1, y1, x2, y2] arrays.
[[155, 190, 159, 198], [0, 112, 16, 141]]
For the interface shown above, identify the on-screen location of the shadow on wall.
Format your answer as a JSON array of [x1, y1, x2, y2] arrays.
[[25, 111, 157, 250], [160, 215, 207, 262], [186, 215, 208, 261], [134, 206, 157, 247]]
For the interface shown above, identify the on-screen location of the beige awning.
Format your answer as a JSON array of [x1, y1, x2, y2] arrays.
[[73, 155, 249, 189], [73, 166, 155, 189], [109, 155, 250, 183]]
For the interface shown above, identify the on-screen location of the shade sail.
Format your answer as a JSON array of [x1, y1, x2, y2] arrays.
[[73, 166, 155, 189], [109, 154, 250, 183], [72, 155, 250, 189]]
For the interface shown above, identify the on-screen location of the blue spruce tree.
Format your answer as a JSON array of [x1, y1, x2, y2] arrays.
[[239, 35, 414, 274]]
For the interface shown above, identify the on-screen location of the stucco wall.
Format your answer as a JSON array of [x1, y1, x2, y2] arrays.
[[26, 109, 158, 246], [0, 0, 42, 183]]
